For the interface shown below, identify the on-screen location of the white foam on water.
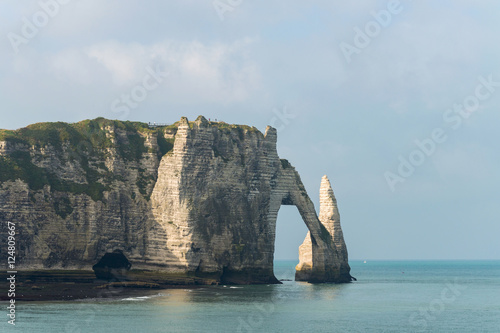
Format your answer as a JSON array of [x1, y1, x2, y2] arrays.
[[121, 293, 166, 301]]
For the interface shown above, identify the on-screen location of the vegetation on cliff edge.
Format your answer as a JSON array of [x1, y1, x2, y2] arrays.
[[0, 118, 177, 203]]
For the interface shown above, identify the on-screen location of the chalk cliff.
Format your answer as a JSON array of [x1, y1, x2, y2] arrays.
[[0, 116, 353, 284]]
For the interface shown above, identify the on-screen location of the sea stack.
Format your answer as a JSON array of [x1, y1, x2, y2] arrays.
[[295, 176, 353, 282]]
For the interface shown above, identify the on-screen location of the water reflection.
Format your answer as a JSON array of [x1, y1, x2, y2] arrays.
[[155, 284, 281, 305]]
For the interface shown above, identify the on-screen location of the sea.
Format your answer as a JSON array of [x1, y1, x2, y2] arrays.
[[3, 260, 499, 333]]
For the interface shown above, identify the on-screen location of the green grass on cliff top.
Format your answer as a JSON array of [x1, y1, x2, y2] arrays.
[[0, 117, 263, 203], [0, 117, 262, 158], [210, 121, 260, 133], [0, 118, 178, 202], [0, 117, 261, 144], [1, 118, 162, 148]]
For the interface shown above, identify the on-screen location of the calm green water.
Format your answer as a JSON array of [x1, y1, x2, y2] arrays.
[[3, 261, 500, 332]]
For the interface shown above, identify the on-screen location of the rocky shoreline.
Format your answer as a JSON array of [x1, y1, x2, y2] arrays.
[[0, 270, 216, 302]]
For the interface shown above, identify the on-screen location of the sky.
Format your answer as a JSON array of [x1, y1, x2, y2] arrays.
[[1, 0, 499, 260]]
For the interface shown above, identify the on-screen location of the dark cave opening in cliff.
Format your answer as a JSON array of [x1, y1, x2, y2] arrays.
[[274, 206, 309, 279]]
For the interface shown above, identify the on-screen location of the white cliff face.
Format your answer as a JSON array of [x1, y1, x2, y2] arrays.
[[0, 116, 352, 283], [149, 117, 283, 282]]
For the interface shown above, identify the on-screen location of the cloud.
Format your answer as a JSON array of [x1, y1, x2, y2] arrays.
[[86, 42, 149, 85], [50, 38, 262, 103], [0, 37, 262, 127]]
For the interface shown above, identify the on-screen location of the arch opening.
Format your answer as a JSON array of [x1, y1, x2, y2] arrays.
[[273, 205, 308, 281]]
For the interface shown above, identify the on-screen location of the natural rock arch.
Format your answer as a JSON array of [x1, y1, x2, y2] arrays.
[[269, 168, 352, 283], [150, 117, 353, 283]]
